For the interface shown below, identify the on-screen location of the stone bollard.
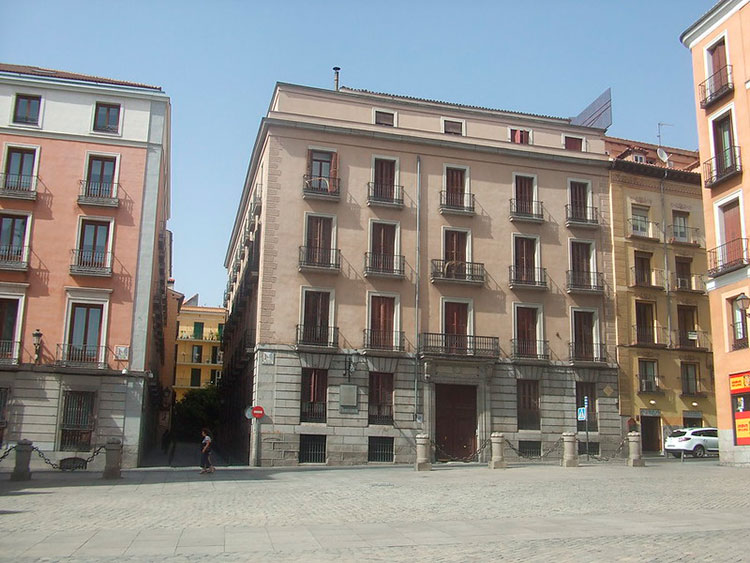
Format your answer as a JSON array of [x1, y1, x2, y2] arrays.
[[488, 432, 507, 469], [561, 433, 579, 467], [627, 431, 645, 467], [103, 438, 123, 479], [11, 439, 33, 481], [414, 434, 431, 472]]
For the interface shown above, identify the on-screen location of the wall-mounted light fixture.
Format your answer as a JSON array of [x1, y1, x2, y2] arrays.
[[649, 399, 657, 405], [32, 329, 43, 363], [692, 401, 699, 407], [736, 293, 750, 312], [344, 354, 364, 381]]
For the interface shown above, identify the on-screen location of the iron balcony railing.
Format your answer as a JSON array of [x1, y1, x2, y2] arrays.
[[178, 331, 222, 341], [630, 267, 666, 289], [298, 246, 341, 270], [418, 333, 499, 358], [730, 321, 748, 351], [300, 401, 326, 423], [363, 329, 405, 352], [1, 173, 36, 197], [508, 266, 548, 288], [364, 252, 405, 277], [439, 190, 475, 214], [566, 270, 604, 292], [296, 325, 339, 348], [668, 225, 702, 246], [673, 330, 710, 350], [509, 198, 544, 221], [511, 339, 550, 360], [431, 259, 485, 284], [70, 249, 113, 276], [565, 204, 599, 225], [78, 179, 119, 206], [707, 237, 749, 277], [638, 376, 660, 393], [628, 217, 660, 239], [672, 273, 705, 292], [368, 404, 394, 425], [56, 344, 108, 368], [367, 182, 404, 206], [699, 64, 733, 108], [632, 325, 668, 346], [568, 342, 607, 363], [0, 245, 29, 270], [303, 174, 340, 198], [703, 146, 742, 188], [0, 340, 20, 364]]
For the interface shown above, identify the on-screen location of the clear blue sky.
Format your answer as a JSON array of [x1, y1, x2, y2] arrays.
[[1, 1, 715, 306]]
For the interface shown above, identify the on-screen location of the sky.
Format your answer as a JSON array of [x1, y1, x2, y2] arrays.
[[1, 0, 716, 307]]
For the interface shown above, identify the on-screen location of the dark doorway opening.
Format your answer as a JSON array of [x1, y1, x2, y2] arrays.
[[641, 415, 662, 452], [435, 384, 477, 461]]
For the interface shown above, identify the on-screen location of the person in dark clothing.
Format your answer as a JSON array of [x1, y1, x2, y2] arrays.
[[199, 428, 215, 474]]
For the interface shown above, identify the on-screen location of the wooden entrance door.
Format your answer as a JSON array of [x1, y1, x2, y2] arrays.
[[641, 416, 662, 452], [435, 384, 477, 461]]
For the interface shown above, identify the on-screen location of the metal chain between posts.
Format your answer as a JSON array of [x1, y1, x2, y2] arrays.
[[0, 445, 16, 464], [589, 436, 628, 463], [504, 437, 563, 460], [431, 438, 491, 463], [31, 445, 106, 472]]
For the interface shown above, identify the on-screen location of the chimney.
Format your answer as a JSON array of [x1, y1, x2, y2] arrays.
[[333, 66, 340, 91]]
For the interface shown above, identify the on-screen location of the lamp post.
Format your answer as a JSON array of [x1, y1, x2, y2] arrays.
[[31, 329, 43, 364], [736, 293, 750, 312]]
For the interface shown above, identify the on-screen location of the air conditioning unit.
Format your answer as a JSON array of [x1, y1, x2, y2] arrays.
[[677, 277, 690, 290]]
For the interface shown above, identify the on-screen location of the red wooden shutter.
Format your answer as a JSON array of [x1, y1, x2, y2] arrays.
[[444, 230, 466, 262], [710, 40, 727, 73], [574, 311, 593, 358], [306, 149, 313, 177], [722, 200, 741, 243], [329, 153, 339, 192], [516, 176, 533, 212], [516, 307, 537, 355]]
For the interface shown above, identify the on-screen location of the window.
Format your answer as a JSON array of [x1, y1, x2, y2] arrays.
[[299, 434, 326, 463], [210, 370, 218, 384], [67, 303, 103, 363], [3, 147, 36, 192], [631, 206, 650, 236], [301, 368, 327, 422], [444, 229, 468, 275], [672, 211, 690, 242], [568, 180, 592, 222], [713, 198, 745, 274], [510, 128, 530, 144], [305, 150, 338, 194], [0, 214, 28, 266], [514, 305, 543, 359], [0, 299, 19, 361], [0, 386, 9, 444], [572, 311, 596, 361], [368, 222, 398, 275], [445, 167, 466, 207], [74, 220, 111, 272], [564, 136, 583, 151], [702, 38, 732, 106], [638, 359, 658, 392], [304, 215, 334, 267], [190, 368, 201, 387], [675, 258, 693, 290], [681, 363, 700, 395], [60, 390, 96, 451], [369, 372, 393, 425], [84, 156, 117, 198], [569, 241, 594, 288], [444, 301, 469, 354], [711, 111, 737, 179], [517, 380, 540, 430], [368, 295, 396, 350], [93, 102, 120, 133], [368, 436, 394, 462], [513, 236, 538, 283], [677, 306, 698, 348], [576, 382, 597, 431], [634, 251, 652, 286], [513, 175, 537, 216], [443, 119, 463, 135], [374, 110, 394, 126], [13, 95, 41, 125], [635, 301, 655, 344], [211, 346, 219, 364], [300, 290, 332, 346], [192, 345, 202, 363], [731, 296, 748, 350], [193, 322, 204, 339], [633, 154, 645, 163], [683, 414, 703, 428], [373, 158, 396, 200]]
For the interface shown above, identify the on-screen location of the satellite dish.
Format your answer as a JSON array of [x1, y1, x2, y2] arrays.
[[656, 147, 669, 163]]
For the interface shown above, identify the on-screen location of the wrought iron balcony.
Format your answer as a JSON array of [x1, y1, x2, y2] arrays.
[[364, 252, 405, 278], [0, 173, 37, 200], [628, 218, 660, 240], [673, 330, 710, 351], [78, 180, 119, 207], [363, 329, 405, 352], [367, 182, 404, 207], [296, 325, 339, 348], [418, 333, 499, 358], [566, 270, 604, 293], [568, 342, 608, 363], [0, 340, 20, 365], [368, 404, 393, 425], [510, 339, 550, 361], [298, 246, 341, 272], [56, 344, 108, 368], [431, 259, 485, 284], [668, 225, 702, 246], [302, 175, 340, 199], [672, 273, 705, 293], [730, 321, 748, 351], [300, 401, 326, 423], [509, 198, 544, 222], [699, 64, 733, 109], [70, 249, 112, 277], [0, 245, 29, 271], [631, 325, 668, 347], [703, 146, 742, 188], [630, 267, 665, 289], [565, 204, 599, 227], [508, 266, 548, 289], [638, 376, 661, 393], [707, 237, 749, 277], [439, 190, 475, 215]]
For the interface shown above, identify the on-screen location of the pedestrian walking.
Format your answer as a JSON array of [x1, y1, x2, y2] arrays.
[[199, 428, 215, 474]]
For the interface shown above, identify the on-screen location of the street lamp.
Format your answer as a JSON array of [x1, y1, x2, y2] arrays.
[[736, 293, 750, 312], [31, 329, 43, 363]]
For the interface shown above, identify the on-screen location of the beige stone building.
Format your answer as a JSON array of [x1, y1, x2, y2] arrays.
[[222, 80, 622, 466], [605, 137, 716, 454]]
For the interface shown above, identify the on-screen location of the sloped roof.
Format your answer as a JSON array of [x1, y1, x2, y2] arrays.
[[0, 63, 162, 91]]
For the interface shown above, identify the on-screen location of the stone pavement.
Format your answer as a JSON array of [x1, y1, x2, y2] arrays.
[[0, 455, 748, 562]]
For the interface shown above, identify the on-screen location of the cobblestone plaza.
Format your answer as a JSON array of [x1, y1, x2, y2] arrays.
[[0, 457, 748, 561]]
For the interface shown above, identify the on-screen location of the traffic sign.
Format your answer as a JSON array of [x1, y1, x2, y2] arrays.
[[577, 407, 587, 421], [251, 405, 265, 419]]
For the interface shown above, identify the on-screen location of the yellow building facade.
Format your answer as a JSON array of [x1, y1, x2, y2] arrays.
[[607, 138, 716, 453], [174, 299, 226, 401]]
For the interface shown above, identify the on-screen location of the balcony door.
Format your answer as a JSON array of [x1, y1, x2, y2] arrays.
[[445, 167, 465, 207], [516, 306, 537, 356], [370, 296, 395, 349], [306, 216, 332, 266], [444, 302, 468, 353], [4, 148, 35, 190], [677, 306, 697, 347], [0, 214, 27, 262], [373, 158, 395, 200], [515, 237, 536, 281], [634, 252, 651, 285], [709, 39, 728, 90], [515, 175, 534, 214], [570, 181, 589, 219], [86, 156, 116, 197], [573, 311, 594, 360], [720, 199, 743, 267], [713, 113, 734, 174], [635, 301, 654, 343], [79, 220, 109, 268], [445, 230, 467, 277], [0, 299, 18, 360], [372, 223, 395, 272], [571, 241, 591, 285], [302, 291, 329, 345], [68, 303, 103, 362]]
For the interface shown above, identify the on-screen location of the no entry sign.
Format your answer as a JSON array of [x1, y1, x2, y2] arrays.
[[251, 406, 265, 419]]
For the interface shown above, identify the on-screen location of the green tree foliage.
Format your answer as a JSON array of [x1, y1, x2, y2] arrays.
[[172, 386, 220, 442]]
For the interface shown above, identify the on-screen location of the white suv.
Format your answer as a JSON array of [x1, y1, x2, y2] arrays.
[[665, 427, 719, 458]]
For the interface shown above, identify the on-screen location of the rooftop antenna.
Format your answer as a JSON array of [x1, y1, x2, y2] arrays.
[[657, 122, 673, 147], [333, 66, 340, 91]]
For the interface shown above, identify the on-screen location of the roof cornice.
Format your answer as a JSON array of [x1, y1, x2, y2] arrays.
[[680, 0, 749, 49]]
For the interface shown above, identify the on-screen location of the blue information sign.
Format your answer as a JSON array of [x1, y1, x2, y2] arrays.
[[577, 407, 587, 421]]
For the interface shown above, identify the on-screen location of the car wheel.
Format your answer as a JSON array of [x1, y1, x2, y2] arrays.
[[692, 445, 706, 458]]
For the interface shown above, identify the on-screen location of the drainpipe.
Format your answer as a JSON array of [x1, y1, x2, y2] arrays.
[[661, 168, 672, 346], [414, 155, 422, 423]]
